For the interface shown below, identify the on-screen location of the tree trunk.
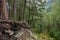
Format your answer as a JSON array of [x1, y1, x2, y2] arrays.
[[13, 0, 17, 21], [0, 0, 2, 19], [1, 0, 8, 19]]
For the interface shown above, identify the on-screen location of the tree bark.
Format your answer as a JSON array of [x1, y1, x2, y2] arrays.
[[1, 0, 8, 19], [13, 0, 17, 21]]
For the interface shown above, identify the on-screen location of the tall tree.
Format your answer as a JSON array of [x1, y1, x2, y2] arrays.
[[13, 0, 17, 21], [1, 0, 8, 19]]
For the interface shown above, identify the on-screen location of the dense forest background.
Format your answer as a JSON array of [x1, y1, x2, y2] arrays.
[[0, 0, 60, 40]]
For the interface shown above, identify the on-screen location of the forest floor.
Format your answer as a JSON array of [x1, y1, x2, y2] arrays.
[[0, 30, 37, 40]]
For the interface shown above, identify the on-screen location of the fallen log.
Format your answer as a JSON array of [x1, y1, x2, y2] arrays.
[[0, 19, 30, 29], [0, 19, 22, 23]]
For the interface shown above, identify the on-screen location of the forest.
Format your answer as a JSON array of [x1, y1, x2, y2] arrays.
[[0, 0, 60, 40]]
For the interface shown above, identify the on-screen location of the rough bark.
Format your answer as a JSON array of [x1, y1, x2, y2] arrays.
[[1, 0, 8, 19], [13, 0, 17, 20]]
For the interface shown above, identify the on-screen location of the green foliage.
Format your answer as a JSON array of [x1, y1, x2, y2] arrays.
[[42, 0, 60, 40], [38, 33, 55, 40]]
